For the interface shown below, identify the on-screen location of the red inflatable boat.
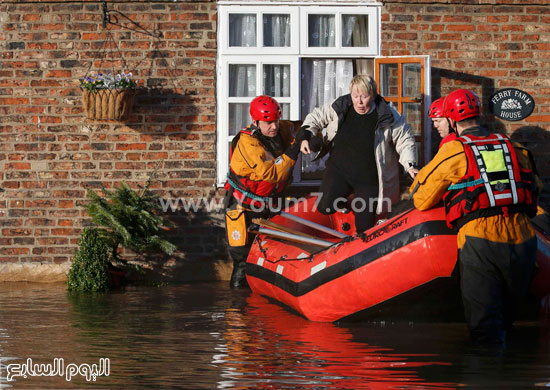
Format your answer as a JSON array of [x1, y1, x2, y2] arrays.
[[246, 196, 550, 322]]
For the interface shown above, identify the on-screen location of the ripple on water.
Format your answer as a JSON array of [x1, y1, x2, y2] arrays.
[[0, 282, 548, 389]]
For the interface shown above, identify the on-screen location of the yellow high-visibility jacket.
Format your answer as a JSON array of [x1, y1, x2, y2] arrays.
[[411, 127, 543, 249], [228, 121, 300, 205]]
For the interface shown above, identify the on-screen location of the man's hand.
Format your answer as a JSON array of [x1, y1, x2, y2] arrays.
[[300, 140, 311, 155]]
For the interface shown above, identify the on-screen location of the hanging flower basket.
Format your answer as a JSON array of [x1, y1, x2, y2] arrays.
[[80, 72, 137, 121], [81, 89, 135, 121]]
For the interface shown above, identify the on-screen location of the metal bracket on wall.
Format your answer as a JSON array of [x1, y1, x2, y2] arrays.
[[102, 1, 163, 39]]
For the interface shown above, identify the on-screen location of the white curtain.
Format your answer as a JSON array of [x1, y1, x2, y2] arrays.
[[229, 65, 256, 97], [264, 64, 290, 97], [228, 65, 256, 135], [301, 59, 353, 174], [342, 15, 368, 47], [263, 14, 290, 47], [299, 15, 357, 176], [228, 16, 291, 134], [229, 14, 256, 47], [308, 15, 335, 47]]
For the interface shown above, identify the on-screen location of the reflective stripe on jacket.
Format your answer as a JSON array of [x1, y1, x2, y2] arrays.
[[410, 126, 542, 249], [443, 133, 537, 229]]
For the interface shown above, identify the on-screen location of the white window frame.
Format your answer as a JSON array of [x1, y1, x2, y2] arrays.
[[217, 2, 385, 186], [300, 6, 379, 57], [217, 56, 300, 184], [219, 6, 299, 55]]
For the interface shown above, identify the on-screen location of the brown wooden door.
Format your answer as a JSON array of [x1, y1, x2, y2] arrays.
[[375, 57, 430, 165]]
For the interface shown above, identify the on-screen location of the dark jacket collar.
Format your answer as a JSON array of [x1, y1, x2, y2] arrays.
[[460, 125, 490, 137]]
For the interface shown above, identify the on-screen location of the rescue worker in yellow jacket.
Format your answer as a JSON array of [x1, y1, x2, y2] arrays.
[[223, 95, 307, 288], [410, 89, 541, 344]]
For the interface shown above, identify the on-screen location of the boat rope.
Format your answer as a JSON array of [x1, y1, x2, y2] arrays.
[[253, 238, 337, 263], [253, 233, 360, 263]]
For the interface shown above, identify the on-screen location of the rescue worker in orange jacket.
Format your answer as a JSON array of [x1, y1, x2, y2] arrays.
[[410, 89, 542, 344], [429, 96, 457, 149], [223, 95, 306, 288]]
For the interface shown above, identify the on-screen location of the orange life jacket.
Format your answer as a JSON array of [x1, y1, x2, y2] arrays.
[[443, 133, 537, 229], [224, 126, 290, 209]]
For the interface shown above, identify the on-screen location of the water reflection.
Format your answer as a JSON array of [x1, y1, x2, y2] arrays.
[[215, 294, 456, 389], [0, 282, 548, 389]]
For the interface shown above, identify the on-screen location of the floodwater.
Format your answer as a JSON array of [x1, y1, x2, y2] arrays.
[[0, 282, 549, 389]]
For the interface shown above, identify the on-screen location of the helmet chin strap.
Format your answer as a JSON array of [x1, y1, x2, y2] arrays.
[[447, 118, 456, 133], [250, 121, 260, 135], [449, 118, 459, 133]]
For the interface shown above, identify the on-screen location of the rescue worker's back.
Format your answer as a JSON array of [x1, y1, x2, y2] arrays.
[[410, 88, 541, 344], [412, 126, 541, 250]]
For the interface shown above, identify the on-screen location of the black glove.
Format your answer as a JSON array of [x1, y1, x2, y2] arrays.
[[283, 125, 311, 161], [284, 141, 301, 161], [309, 136, 323, 153], [295, 125, 312, 144]]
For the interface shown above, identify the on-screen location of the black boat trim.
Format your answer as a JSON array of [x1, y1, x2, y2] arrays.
[[247, 220, 453, 297]]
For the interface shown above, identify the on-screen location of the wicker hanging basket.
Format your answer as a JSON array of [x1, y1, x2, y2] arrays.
[[81, 89, 135, 121]]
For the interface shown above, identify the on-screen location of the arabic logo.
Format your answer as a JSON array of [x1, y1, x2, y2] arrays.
[[4, 357, 110, 382]]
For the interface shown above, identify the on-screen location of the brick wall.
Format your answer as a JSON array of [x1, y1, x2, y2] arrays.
[[0, 1, 227, 281], [381, 1, 550, 205], [0, 0, 549, 281]]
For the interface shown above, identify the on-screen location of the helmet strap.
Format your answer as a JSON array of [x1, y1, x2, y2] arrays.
[[250, 121, 259, 134], [447, 118, 456, 133], [449, 118, 459, 134]]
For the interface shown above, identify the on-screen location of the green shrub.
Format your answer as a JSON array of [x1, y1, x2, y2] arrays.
[[67, 173, 176, 292], [86, 180, 176, 259], [67, 228, 112, 292]]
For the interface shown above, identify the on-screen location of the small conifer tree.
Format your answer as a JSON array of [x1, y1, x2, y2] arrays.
[[67, 228, 112, 292], [67, 174, 176, 291], [86, 178, 176, 260]]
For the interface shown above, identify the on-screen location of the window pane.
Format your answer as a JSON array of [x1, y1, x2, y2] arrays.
[[263, 14, 291, 47], [403, 102, 422, 136], [301, 59, 353, 114], [280, 103, 290, 120], [354, 59, 374, 76], [263, 64, 290, 97], [342, 15, 369, 47], [403, 63, 421, 97], [308, 14, 335, 47], [229, 65, 256, 97], [229, 14, 256, 47], [301, 155, 327, 181], [229, 103, 251, 136], [300, 58, 354, 180], [379, 63, 399, 97]]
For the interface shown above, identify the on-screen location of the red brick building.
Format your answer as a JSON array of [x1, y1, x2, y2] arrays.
[[1, 0, 548, 282]]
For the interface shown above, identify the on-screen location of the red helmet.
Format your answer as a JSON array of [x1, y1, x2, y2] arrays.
[[429, 97, 445, 118], [443, 89, 481, 122], [250, 95, 282, 122]]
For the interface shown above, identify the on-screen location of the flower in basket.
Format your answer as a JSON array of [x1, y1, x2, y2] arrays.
[[80, 71, 137, 121], [81, 71, 137, 92]]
